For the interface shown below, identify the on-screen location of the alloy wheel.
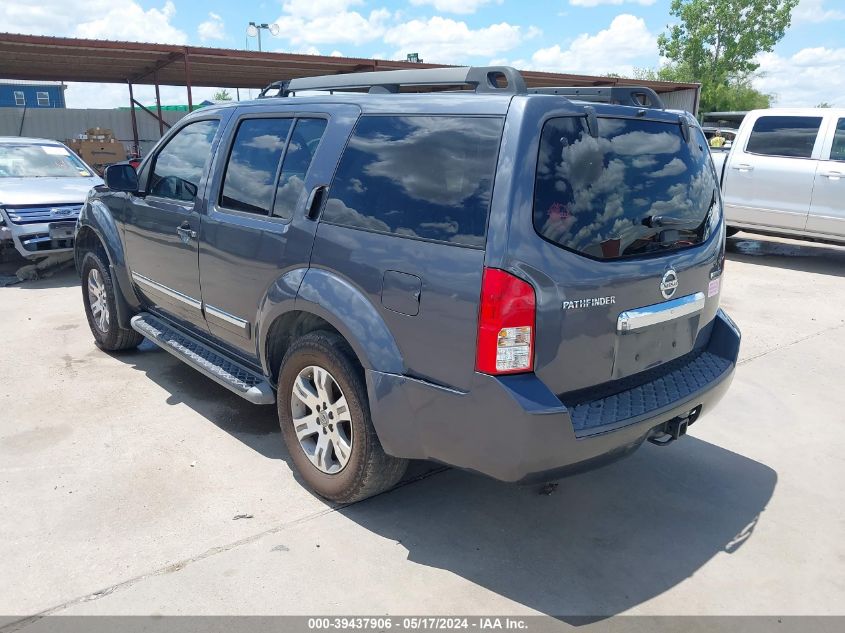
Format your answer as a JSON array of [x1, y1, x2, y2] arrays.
[[290, 365, 353, 474], [87, 268, 110, 333]]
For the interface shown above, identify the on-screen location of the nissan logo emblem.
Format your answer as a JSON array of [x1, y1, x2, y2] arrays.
[[660, 269, 679, 299]]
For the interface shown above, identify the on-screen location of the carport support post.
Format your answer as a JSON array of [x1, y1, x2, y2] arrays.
[[154, 71, 164, 137], [127, 81, 139, 157], [183, 49, 193, 111]]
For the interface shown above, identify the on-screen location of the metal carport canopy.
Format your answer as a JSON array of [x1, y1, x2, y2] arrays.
[[0, 32, 699, 94], [0, 33, 700, 152]]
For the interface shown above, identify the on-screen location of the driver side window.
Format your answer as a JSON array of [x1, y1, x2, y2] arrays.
[[150, 119, 219, 202]]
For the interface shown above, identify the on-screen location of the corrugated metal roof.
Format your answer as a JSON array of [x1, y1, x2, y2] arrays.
[[0, 32, 700, 95]]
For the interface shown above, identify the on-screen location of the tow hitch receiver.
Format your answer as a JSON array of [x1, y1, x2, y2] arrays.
[[648, 406, 702, 447]]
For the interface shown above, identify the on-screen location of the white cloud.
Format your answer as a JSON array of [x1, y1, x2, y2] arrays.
[[76, 1, 187, 43], [198, 12, 226, 42], [755, 48, 845, 107], [63, 83, 222, 109], [792, 0, 845, 24], [384, 16, 524, 62], [1, 0, 110, 35], [280, 0, 364, 21], [648, 157, 687, 178], [526, 14, 657, 75], [409, 0, 502, 14], [273, 4, 391, 46], [0, 0, 186, 43], [569, 0, 656, 6]]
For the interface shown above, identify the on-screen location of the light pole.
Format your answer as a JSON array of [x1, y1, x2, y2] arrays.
[[247, 21, 279, 52]]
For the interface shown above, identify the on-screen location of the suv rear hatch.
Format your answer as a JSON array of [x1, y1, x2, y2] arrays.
[[509, 106, 724, 402]]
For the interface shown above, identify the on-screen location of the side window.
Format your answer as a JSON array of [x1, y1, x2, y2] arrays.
[[14, 91, 25, 106], [746, 115, 822, 159], [149, 119, 219, 202], [828, 119, 845, 162], [322, 115, 503, 246], [272, 118, 327, 219], [220, 118, 293, 215], [37, 92, 50, 107]]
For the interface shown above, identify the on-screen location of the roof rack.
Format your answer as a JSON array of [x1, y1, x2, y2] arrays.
[[259, 66, 528, 98], [528, 86, 665, 109]]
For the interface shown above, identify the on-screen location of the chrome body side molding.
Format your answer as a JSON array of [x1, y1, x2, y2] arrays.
[[131, 272, 202, 311]]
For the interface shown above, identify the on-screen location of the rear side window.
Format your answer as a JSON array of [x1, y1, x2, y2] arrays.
[[221, 118, 293, 215], [746, 115, 822, 158], [273, 118, 327, 219], [829, 118, 845, 162], [220, 117, 327, 218], [150, 119, 219, 202], [534, 117, 719, 260], [322, 115, 504, 247]]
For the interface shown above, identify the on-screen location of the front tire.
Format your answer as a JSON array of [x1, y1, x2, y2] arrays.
[[277, 331, 408, 503], [80, 251, 143, 351]]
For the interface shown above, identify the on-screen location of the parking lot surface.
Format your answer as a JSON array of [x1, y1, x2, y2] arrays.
[[1, 234, 844, 620]]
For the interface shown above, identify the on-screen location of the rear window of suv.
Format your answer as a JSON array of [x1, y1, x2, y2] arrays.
[[322, 115, 504, 247], [534, 116, 719, 260]]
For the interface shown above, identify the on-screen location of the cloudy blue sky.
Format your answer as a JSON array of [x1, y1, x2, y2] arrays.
[[2, 0, 843, 107]]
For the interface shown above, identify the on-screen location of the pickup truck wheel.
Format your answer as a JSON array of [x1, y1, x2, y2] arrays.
[[277, 331, 408, 503], [80, 251, 143, 351]]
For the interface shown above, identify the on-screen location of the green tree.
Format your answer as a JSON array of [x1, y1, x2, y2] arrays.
[[632, 66, 771, 113], [657, 0, 798, 113], [213, 89, 233, 101], [817, 102, 833, 108]]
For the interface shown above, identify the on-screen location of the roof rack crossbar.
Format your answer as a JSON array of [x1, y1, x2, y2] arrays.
[[258, 66, 528, 98], [528, 86, 665, 109]]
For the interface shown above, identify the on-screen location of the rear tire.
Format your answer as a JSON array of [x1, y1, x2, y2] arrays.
[[80, 251, 143, 352], [277, 331, 408, 503], [726, 226, 740, 237]]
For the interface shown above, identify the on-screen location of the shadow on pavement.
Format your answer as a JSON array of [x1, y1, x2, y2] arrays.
[[111, 341, 776, 619], [110, 340, 284, 459], [347, 437, 776, 620], [726, 234, 845, 278]]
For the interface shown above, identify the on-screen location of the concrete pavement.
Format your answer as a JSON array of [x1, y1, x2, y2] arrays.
[[1, 234, 843, 620]]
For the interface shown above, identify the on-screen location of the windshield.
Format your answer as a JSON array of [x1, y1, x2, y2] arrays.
[[0, 144, 93, 178], [533, 116, 720, 260]]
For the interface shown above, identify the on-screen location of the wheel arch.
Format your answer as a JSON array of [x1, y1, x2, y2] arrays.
[[75, 197, 140, 327], [257, 267, 404, 383]]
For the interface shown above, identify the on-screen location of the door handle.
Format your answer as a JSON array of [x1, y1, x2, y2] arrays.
[[305, 184, 328, 221], [820, 171, 843, 180], [732, 163, 754, 172], [176, 223, 197, 242]]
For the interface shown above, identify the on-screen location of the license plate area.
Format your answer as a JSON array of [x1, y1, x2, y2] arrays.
[[612, 313, 700, 377], [48, 222, 75, 240]]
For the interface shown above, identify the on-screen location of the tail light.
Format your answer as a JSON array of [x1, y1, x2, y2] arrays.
[[475, 268, 536, 375]]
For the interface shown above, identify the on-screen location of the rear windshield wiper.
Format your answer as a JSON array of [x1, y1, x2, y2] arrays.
[[641, 215, 703, 230]]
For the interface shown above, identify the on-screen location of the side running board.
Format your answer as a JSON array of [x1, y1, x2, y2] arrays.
[[130, 313, 275, 405]]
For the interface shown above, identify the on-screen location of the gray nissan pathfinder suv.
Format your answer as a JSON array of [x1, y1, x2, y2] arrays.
[[74, 67, 740, 502]]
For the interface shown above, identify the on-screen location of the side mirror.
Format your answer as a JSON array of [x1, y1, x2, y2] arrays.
[[104, 163, 140, 193]]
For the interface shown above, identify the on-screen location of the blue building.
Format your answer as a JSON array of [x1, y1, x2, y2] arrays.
[[0, 81, 66, 108]]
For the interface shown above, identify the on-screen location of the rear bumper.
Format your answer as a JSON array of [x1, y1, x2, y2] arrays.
[[367, 309, 740, 483]]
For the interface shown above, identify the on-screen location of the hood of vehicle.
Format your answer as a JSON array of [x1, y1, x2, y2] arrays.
[[0, 176, 103, 207]]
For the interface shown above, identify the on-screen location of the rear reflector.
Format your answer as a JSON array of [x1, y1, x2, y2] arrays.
[[475, 268, 536, 375]]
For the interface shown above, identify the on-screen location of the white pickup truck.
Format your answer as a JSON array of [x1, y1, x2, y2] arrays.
[[712, 108, 845, 243]]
